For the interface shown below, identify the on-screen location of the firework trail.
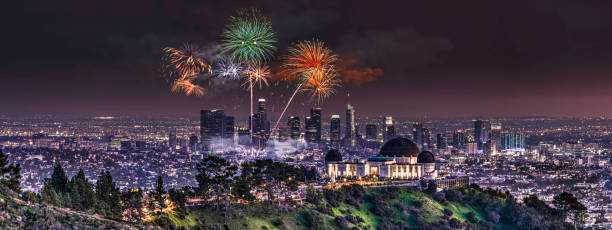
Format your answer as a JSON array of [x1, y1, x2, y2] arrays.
[[221, 8, 277, 63], [270, 39, 339, 137]]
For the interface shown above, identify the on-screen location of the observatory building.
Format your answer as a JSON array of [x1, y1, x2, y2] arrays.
[[326, 137, 438, 181]]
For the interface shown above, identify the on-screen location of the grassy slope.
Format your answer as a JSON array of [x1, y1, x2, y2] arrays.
[[170, 187, 489, 230], [0, 193, 142, 229]]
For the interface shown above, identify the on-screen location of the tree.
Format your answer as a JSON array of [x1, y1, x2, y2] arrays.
[[122, 188, 144, 222], [425, 181, 437, 195], [553, 192, 587, 228], [231, 162, 256, 202], [95, 171, 124, 220], [523, 194, 557, 216], [154, 175, 166, 209], [196, 156, 237, 207], [168, 188, 188, 215], [0, 150, 22, 193], [305, 185, 322, 205], [49, 163, 68, 194], [69, 169, 96, 211]]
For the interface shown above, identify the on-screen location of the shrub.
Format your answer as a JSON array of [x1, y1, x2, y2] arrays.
[[334, 216, 350, 229], [449, 218, 461, 229], [412, 199, 423, 208], [443, 208, 453, 217], [488, 211, 500, 223]]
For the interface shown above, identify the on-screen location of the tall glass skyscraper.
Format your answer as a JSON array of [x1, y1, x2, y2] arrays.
[[345, 104, 356, 146]]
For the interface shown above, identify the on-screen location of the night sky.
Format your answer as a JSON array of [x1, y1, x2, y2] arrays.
[[3, 0, 612, 118]]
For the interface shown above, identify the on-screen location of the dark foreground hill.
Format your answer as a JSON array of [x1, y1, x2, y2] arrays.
[[1, 184, 576, 230]]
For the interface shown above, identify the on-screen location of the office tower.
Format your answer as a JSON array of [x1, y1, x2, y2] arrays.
[[466, 142, 478, 154], [311, 108, 322, 142], [345, 104, 356, 146], [304, 116, 314, 143], [278, 127, 290, 141], [501, 133, 526, 151], [383, 116, 395, 141], [224, 116, 235, 138], [189, 135, 199, 152], [436, 133, 447, 150], [423, 128, 432, 150], [288, 116, 300, 140], [330, 115, 341, 144], [365, 124, 377, 140], [474, 120, 491, 151], [452, 130, 466, 149], [413, 123, 423, 149], [169, 133, 177, 149], [252, 98, 269, 138], [200, 109, 234, 150], [490, 122, 502, 154]]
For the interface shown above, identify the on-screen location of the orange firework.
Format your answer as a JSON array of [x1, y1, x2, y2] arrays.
[[300, 68, 341, 103], [243, 60, 271, 88], [163, 44, 211, 79], [172, 79, 205, 96], [283, 39, 338, 81]]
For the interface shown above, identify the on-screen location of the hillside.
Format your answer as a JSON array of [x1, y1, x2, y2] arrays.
[[1, 184, 576, 230], [156, 185, 575, 230], [0, 187, 147, 229]]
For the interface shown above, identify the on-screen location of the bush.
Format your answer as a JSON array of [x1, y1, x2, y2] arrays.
[[334, 216, 350, 229], [412, 199, 423, 208], [488, 211, 500, 223], [443, 208, 453, 217], [434, 192, 447, 203], [466, 212, 478, 223], [449, 218, 461, 229], [301, 210, 325, 229]]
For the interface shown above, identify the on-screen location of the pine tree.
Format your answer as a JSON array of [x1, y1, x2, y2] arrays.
[[0, 149, 21, 193], [69, 169, 95, 211], [49, 162, 68, 193], [95, 171, 124, 220]]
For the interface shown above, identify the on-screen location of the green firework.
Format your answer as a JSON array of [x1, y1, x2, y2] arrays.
[[221, 8, 277, 63]]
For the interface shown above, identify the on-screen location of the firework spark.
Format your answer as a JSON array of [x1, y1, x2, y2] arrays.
[[162, 44, 210, 79], [243, 60, 271, 89], [283, 39, 338, 80], [171, 79, 205, 96], [300, 68, 341, 103], [214, 55, 243, 80], [221, 8, 277, 63]]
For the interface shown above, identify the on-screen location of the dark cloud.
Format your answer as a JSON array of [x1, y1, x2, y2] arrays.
[[338, 28, 453, 74]]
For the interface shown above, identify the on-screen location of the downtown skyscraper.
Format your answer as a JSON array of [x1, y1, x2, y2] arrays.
[[305, 108, 322, 143], [383, 116, 396, 141], [200, 109, 235, 151], [330, 115, 341, 145], [287, 116, 300, 140], [345, 104, 356, 146]]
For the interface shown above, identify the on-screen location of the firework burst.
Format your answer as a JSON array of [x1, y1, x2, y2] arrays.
[[221, 8, 277, 63], [171, 79, 205, 96], [300, 68, 341, 103], [162, 43, 210, 79], [243, 60, 271, 89], [283, 39, 338, 80], [214, 55, 243, 80]]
